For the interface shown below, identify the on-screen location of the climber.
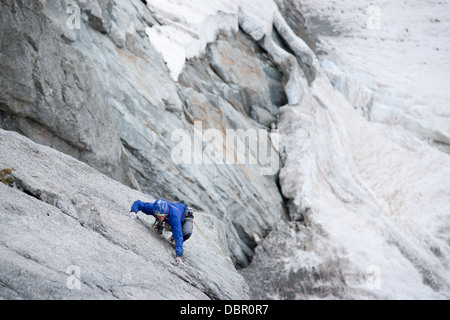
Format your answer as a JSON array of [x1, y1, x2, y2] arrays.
[[129, 199, 194, 266]]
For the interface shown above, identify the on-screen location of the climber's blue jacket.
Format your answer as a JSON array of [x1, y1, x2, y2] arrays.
[[130, 200, 187, 257]]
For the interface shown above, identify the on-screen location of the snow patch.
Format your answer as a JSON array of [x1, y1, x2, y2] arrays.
[[145, 0, 279, 80]]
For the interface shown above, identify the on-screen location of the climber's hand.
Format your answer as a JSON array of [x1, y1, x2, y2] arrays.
[[130, 211, 137, 220], [175, 256, 183, 267]]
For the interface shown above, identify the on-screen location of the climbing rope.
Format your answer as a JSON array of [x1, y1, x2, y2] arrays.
[[186, 218, 235, 267]]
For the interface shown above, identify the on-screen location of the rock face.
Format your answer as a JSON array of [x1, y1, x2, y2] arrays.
[[0, 129, 248, 299], [0, 0, 135, 188], [0, 0, 286, 269], [1, 0, 449, 300]]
